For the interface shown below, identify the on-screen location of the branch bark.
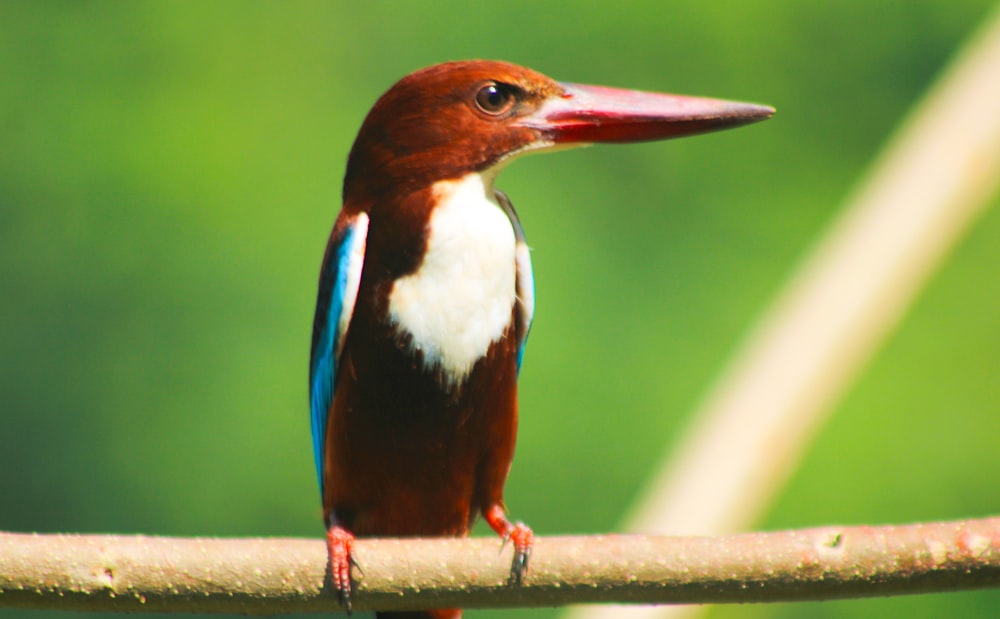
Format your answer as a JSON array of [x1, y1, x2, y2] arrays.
[[2, 516, 999, 614]]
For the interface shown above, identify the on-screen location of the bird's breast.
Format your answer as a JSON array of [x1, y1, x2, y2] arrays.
[[388, 172, 517, 386]]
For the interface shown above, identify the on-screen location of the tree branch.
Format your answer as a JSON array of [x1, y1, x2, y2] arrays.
[[2, 516, 998, 614]]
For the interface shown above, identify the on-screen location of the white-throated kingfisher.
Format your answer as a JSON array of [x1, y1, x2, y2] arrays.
[[309, 60, 773, 618]]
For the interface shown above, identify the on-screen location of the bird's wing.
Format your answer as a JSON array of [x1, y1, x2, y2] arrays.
[[309, 211, 369, 497], [496, 190, 534, 373]]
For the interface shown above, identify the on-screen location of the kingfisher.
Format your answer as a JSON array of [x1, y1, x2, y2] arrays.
[[309, 60, 772, 618]]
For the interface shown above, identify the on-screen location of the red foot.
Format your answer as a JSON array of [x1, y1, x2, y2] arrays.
[[326, 526, 358, 613], [484, 504, 534, 584]]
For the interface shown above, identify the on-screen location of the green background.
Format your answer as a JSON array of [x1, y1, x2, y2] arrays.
[[2, 2, 998, 618]]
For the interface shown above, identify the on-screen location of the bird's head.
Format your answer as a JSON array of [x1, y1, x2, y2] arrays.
[[343, 60, 773, 202]]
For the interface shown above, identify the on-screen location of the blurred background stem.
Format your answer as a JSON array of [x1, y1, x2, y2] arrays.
[[567, 5, 1000, 619]]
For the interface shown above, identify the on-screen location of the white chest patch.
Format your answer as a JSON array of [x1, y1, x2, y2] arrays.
[[388, 173, 517, 385]]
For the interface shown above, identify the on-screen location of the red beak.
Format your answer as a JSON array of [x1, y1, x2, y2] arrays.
[[520, 83, 775, 144]]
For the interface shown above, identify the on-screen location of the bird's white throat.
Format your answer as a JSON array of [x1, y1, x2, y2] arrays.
[[388, 172, 517, 385]]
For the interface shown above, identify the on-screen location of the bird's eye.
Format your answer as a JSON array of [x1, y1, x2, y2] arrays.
[[474, 82, 516, 116]]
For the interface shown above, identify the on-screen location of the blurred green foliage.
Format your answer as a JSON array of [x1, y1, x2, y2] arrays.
[[1, 2, 998, 618]]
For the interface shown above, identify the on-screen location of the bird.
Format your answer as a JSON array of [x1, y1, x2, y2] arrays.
[[309, 59, 773, 618]]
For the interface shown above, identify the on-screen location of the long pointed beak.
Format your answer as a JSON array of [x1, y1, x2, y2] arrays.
[[519, 83, 775, 144]]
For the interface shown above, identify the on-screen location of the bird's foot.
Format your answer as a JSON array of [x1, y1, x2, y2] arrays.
[[484, 504, 534, 585], [503, 521, 533, 585], [326, 525, 359, 613]]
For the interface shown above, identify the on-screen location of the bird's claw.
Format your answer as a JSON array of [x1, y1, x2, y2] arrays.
[[504, 521, 533, 585], [326, 526, 358, 614], [485, 504, 534, 585]]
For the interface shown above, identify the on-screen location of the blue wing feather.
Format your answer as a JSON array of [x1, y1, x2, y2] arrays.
[[514, 236, 534, 374], [309, 213, 368, 498], [495, 190, 534, 374]]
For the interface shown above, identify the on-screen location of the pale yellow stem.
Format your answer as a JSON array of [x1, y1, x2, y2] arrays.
[[566, 6, 1000, 619]]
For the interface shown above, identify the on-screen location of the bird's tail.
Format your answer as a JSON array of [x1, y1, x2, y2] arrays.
[[376, 610, 461, 619]]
